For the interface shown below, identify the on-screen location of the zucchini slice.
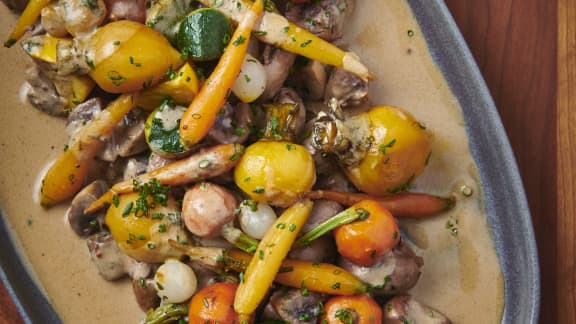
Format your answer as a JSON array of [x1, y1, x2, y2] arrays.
[[176, 8, 232, 61], [144, 99, 190, 158]]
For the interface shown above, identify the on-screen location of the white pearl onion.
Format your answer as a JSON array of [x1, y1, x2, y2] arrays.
[[238, 201, 277, 239], [154, 258, 197, 303], [232, 54, 267, 103]]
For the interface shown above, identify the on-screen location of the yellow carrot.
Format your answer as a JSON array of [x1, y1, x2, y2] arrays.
[[197, 0, 372, 80], [84, 143, 245, 214], [40, 94, 134, 207], [169, 241, 367, 296], [233, 199, 313, 322], [179, 0, 264, 149], [4, 0, 52, 47]]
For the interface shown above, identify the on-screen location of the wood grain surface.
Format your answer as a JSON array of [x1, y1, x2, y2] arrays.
[[556, 0, 576, 323], [0, 1, 570, 323]]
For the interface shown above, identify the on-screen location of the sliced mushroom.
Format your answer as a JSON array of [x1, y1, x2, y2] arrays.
[[41, 4, 69, 37], [207, 102, 251, 145], [104, 0, 147, 23], [23, 64, 68, 116], [289, 235, 336, 263], [57, 0, 107, 36], [301, 199, 342, 233], [67, 180, 108, 237], [301, 60, 327, 100], [122, 157, 149, 180], [86, 232, 152, 281], [383, 295, 452, 324], [132, 278, 160, 312], [285, 0, 354, 41], [260, 45, 296, 101], [324, 67, 368, 107], [263, 288, 325, 323], [66, 97, 103, 138], [339, 241, 423, 296], [98, 109, 148, 162], [147, 152, 175, 172]]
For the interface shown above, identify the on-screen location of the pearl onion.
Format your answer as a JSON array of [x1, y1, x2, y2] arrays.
[[238, 201, 277, 239], [232, 54, 267, 103], [154, 258, 197, 303]]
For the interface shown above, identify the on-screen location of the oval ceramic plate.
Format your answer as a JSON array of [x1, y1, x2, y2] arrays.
[[0, 1, 539, 323]]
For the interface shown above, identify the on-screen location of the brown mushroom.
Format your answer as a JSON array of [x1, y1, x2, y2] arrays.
[[67, 180, 108, 237], [383, 295, 452, 324]]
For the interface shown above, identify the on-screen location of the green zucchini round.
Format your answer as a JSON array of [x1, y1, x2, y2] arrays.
[[176, 8, 233, 61], [144, 99, 190, 158]]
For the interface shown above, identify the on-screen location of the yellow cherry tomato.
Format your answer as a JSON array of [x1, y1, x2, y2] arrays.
[[345, 106, 433, 196], [105, 191, 187, 263], [85, 20, 184, 93], [234, 141, 316, 207]]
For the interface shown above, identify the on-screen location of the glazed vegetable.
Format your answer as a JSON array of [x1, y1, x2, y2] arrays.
[[303, 190, 455, 217], [153, 258, 197, 303], [188, 282, 241, 324], [179, 0, 264, 148], [169, 238, 366, 296], [313, 103, 433, 196], [176, 8, 232, 61], [234, 103, 316, 207], [234, 199, 313, 321], [231, 54, 267, 103], [85, 20, 184, 93], [296, 200, 400, 267], [197, 0, 372, 80], [105, 189, 189, 263], [40, 93, 134, 207], [85, 143, 244, 213], [4, 0, 51, 47], [334, 200, 400, 266], [144, 99, 190, 158], [321, 294, 383, 324], [144, 303, 188, 324], [135, 62, 199, 111], [237, 200, 277, 240]]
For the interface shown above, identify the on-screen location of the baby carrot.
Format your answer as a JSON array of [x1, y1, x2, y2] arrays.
[[84, 143, 244, 214], [40, 94, 134, 207], [303, 190, 455, 217], [233, 199, 313, 322], [179, 0, 264, 148], [4, 0, 51, 47], [197, 0, 372, 80]]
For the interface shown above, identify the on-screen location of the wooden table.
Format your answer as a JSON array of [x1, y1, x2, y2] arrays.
[[1, 0, 573, 323]]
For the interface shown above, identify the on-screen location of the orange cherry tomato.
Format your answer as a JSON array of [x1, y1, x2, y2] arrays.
[[334, 200, 400, 266], [321, 294, 382, 324], [188, 281, 241, 324]]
